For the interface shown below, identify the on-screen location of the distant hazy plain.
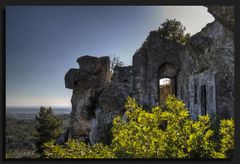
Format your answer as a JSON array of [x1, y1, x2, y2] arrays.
[[7, 107, 71, 114]]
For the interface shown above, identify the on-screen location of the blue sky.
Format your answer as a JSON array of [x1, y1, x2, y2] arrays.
[[6, 6, 214, 107]]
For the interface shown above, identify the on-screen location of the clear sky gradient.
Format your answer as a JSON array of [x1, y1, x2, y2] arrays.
[[6, 6, 214, 108]]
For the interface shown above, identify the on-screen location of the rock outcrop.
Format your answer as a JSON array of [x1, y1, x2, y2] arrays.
[[65, 6, 234, 144], [89, 66, 132, 144], [207, 6, 234, 31], [65, 56, 110, 141]]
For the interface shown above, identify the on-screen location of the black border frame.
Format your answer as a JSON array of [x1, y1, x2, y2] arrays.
[[0, 0, 239, 164]]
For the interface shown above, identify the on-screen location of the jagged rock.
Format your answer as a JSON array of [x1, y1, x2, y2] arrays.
[[65, 56, 110, 140], [98, 66, 132, 113], [207, 6, 234, 31], [77, 56, 109, 74], [89, 66, 133, 144]]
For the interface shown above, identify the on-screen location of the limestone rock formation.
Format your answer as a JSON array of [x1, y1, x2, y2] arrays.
[[65, 56, 110, 140], [89, 66, 132, 144]]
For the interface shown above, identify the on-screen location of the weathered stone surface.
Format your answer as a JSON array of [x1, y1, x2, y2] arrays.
[[65, 69, 78, 89], [207, 6, 234, 31], [89, 108, 116, 145], [98, 66, 132, 112], [178, 20, 234, 119], [77, 56, 110, 75], [65, 56, 110, 140], [89, 66, 133, 144], [132, 31, 183, 109]]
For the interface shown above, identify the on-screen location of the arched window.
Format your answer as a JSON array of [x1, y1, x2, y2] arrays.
[[159, 78, 173, 105], [158, 63, 178, 106]]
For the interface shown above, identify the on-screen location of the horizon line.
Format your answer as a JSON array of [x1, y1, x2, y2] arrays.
[[6, 106, 72, 109]]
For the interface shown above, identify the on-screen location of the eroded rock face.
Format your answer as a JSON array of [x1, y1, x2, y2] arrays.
[[207, 6, 234, 31], [65, 56, 132, 144], [65, 56, 110, 140], [89, 66, 132, 144]]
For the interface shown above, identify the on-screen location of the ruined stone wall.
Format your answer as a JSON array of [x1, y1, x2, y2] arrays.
[[177, 19, 234, 119], [132, 31, 183, 109], [64, 6, 234, 144], [131, 18, 234, 120]]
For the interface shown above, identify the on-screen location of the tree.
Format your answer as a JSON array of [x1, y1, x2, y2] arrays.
[[110, 55, 124, 77], [43, 96, 234, 159], [158, 19, 191, 45], [35, 107, 63, 156]]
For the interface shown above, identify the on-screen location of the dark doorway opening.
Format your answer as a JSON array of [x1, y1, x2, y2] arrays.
[[201, 85, 207, 115]]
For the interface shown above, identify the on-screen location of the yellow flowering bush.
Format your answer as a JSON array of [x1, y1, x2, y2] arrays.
[[43, 95, 234, 159]]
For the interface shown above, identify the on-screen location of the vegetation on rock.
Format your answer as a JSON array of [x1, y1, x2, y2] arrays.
[[110, 55, 124, 76], [157, 19, 191, 45]]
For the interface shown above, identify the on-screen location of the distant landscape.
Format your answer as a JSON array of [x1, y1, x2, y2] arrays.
[[6, 108, 71, 158], [6, 107, 71, 119]]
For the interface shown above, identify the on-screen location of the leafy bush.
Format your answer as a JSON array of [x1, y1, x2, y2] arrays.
[[43, 96, 234, 159]]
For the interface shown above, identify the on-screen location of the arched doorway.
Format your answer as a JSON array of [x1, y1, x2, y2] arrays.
[[158, 63, 178, 106]]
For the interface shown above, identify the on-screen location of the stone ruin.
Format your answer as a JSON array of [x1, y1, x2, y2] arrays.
[[64, 6, 234, 145]]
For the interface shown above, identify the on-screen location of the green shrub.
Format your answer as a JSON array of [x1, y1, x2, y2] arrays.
[[43, 96, 234, 159], [43, 139, 115, 158]]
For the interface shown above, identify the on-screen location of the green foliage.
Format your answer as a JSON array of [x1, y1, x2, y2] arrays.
[[43, 139, 115, 158], [35, 107, 63, 156], [219, 119, 234, 158], [112, 96, 217, 158], [6, 118, 36, 151], [158, 19, 191, 45], [43, 96, 234, 159], [5, 149, 39, 159], [5, 114, 70, 159]]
